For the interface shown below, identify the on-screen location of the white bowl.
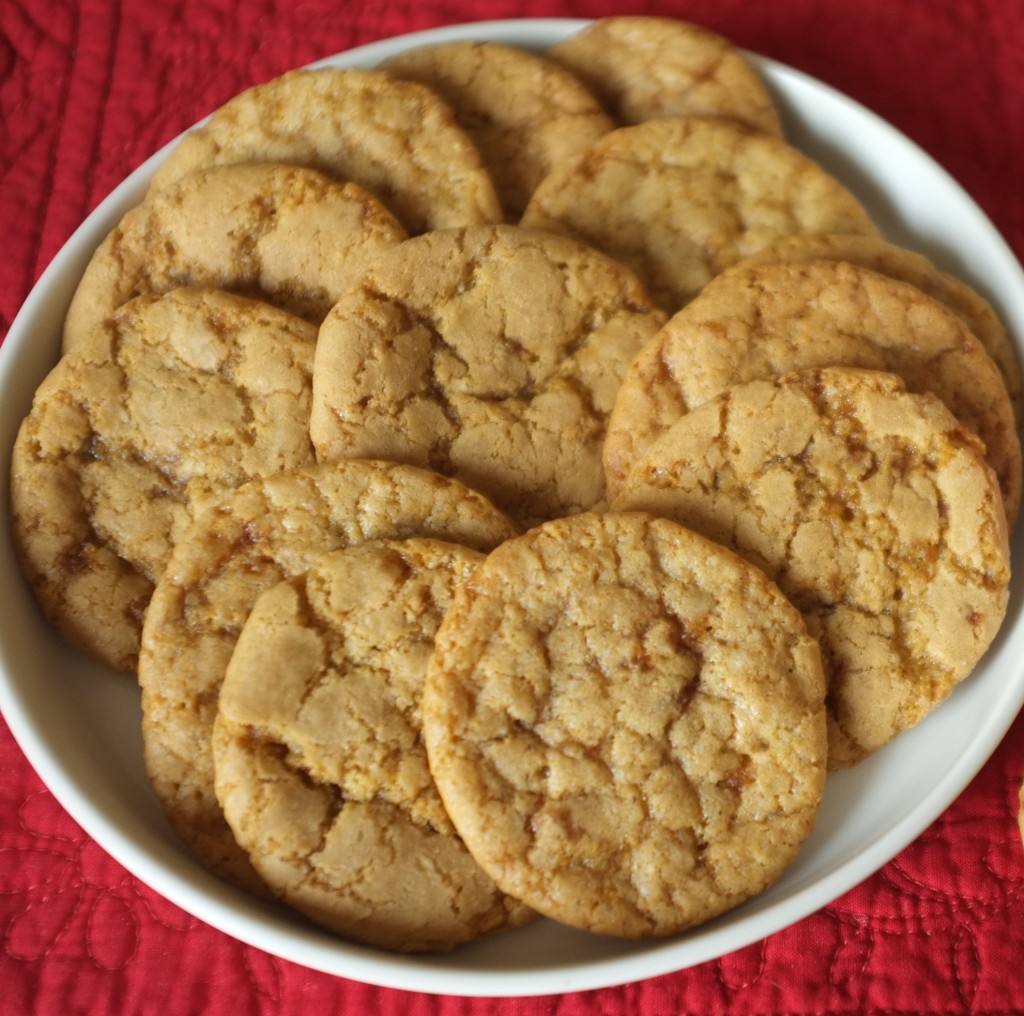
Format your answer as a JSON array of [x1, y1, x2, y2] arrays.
[[2, 17, 1023, 999]]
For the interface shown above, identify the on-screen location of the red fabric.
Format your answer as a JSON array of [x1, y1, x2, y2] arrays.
[[2, 0, 1024, 1012]]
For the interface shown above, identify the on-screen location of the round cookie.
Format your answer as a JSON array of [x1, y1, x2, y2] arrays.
[[310, 224, 667, 530], [520, 116, 880, 313], [138, 460, 517, 893], [612, 367, 1012, 769], [10, 288, 318, 673], [422, 511, 827, 938], [548, 16, 784, 136], [602, 259, 1022, 527], [150, 67, 503, 235], [63, 163, 408, 354], [213, 539, 533, 952], [381, 40, 614, 221], [724, 232, 1024, 426]]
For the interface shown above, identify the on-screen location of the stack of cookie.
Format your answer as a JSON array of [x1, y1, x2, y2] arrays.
[[8, 17, 1017, 951]]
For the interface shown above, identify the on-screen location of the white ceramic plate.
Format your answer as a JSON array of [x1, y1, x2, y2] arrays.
[[1, 17, 1023, 999]]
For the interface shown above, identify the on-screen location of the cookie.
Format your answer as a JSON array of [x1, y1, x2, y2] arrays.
[[150, 67, 502, 235], [602, 259, 1022, 527], [548, 16, 784, 136], [520, 116, 879, 313], [381, 40, 614, 221], [63, 163, 407, 354], [725, 232, 1024, 425], [612, 367, 1012, 769], [10, 288, 317, 673], [138, 460, 517, 892], [421, 511, 827, 938], [213, 539, 533, 951], [1019, 780, 1024, 852], [310, 224, 666, 530]]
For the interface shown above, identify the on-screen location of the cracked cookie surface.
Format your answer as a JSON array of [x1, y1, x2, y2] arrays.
[[603, 259, 1022, 526], [10, 287, 317, 672], [612, 367, 1012, 768], [548, 16, 783, 135], [519, 115, 879, 313], [381, 40, 613, 221], [213, 539, 533, 952], [63, 163, 407, 353], [138, 460, 517, 893], [725, 233, 1023, 425], [422, 511, 826, 938], [150, 67, 502, 235], [310, 224, 666, 530]]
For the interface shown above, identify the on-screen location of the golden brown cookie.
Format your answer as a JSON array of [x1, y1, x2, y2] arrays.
[[381, 40, 614, 221], [1018, 780, 1024, 851], [422, 511, 827, 938], [310, 224, 666, 530], [548, 16, 783, 135], [520, 116, 879, 313], [612, 367, 1012, 769], [213, 539, 533, 952], [63, 163, 407, 353], [138, 460, 517, 893], [725, 232, 1024, 425], [10, 288, 317, 673], [150, 67, 502, 235], [603, 258, 1022, 527]]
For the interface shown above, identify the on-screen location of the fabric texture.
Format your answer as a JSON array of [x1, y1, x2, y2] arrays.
[[2, 0, 1024, 1012]]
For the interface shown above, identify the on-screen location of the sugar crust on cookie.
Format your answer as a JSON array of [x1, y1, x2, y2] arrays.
[[150, 67, 503, 235], [520, 115, 879, 313], [422, 510, 826, 937], [11, 288, 318, 672], [612, 367, 1011, 769], [138, 460, 517, 893], [214, 539, 532, 951], [310, 224, 666, 530], [382, 40, 614, 221], [604, 259, 1022, 527], [726, 233, 1023, 425], [548, 15, 784, 136], [64, 163, 407, 353]]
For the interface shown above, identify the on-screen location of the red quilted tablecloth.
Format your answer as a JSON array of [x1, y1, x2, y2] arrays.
[[2, 0, 1024, 1012]]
